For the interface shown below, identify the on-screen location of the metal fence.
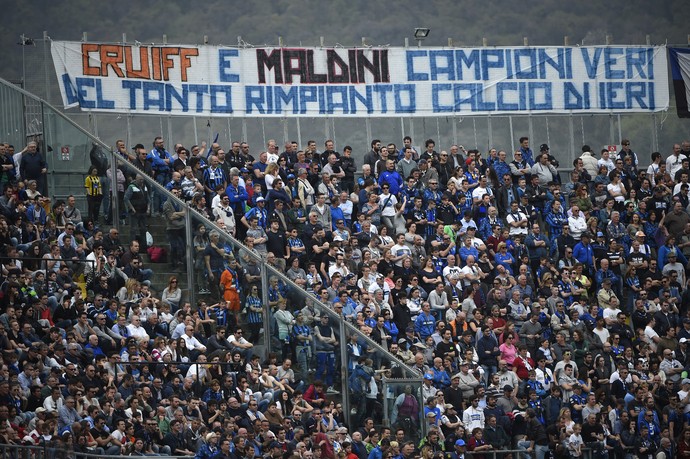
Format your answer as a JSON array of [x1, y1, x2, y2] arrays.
[[10, 33, 690, 173], [0, 443, 186, 459], [0, 76, 425, 427]]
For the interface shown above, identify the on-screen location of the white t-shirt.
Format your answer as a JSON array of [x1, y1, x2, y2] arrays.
[[602, 307, 621, 322], [379, 193, 398, 217], [568, 433, 584, 455], [390, 244, 412, 265], [644, 325, 659, 351]]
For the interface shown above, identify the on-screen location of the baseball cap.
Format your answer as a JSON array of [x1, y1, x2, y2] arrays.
[[132, 143, 145, 150], [540, 144, 549, 151], [635, 231, 645, 237], [596, 231, 604, 238], [682, 378, 690, 386], [455, 439, 466, 447], [287, 174, 296, 180], [255, 196, 265, 202], [424, 373, 434, 380], [681, 338, 688, 344]]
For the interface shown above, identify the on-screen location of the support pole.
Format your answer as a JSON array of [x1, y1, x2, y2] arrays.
[[185, 206, 195, 307]]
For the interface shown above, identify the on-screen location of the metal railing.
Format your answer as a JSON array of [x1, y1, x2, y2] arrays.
[[0, 76, 423, 426], [0, 443, 186, 459]]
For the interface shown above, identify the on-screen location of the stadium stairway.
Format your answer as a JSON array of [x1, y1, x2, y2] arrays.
[[135, 214, 192, 301]]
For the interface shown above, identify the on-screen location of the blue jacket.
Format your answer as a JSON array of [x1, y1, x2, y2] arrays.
[[432, 367, 451, 388], [520, 146, 535, 167], [525, 233, 548, 260], [573, 241, 594, 267], [147, 148, 171, 172], [379, 170, 403, 196], [494, 160, 511, 181], [415, 312, 436, 340], [225, 184, 249, 210], [595, 269, 619, 289], [368, 446, 384, 459]]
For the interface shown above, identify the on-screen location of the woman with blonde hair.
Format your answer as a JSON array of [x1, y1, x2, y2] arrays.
[[116, 278, 140, 305], [265, 162, 279, 190], [586, 216, 599, 237]]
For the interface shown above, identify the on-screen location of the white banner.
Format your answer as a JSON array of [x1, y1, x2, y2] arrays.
[[51, 41, 669, 117]]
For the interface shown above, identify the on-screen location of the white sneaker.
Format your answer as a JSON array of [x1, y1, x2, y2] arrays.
[[326, 386, 340, 394]]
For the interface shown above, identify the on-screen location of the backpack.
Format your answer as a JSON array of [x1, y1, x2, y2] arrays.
[[147, 246, 167, 263]]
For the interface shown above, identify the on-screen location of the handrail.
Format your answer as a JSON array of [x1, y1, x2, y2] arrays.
[[16, 256, 97, 294], [0, 76, 421, 423], [263, 264, 422, 379], [0, 443, 187, 459]]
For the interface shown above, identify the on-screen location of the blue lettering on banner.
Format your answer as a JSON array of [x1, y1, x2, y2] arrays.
[[62, 76, 115, 109], [626, 82, 648, 109], [605, 82, 625, 109], [349, 86, 374, 113], [275, 86, 299, 114], [374, 85, 393, 112], [481, 49, 504, 81], [122, 80, 141, 109], [94, 80, 115, 109], [143, 82, 165, 111], [266, 85, 273, 114], [165, 84, 189, 112], [62, 74, 79, 105], [538, 48, 571, 79], [598, 82, 655, 110], [430, 50, 455, 80], [299, 86, 318, 114], [432, 84, 453, 112], [581, 48, 603, 79], [218, 49, 240, 82], [245, 86, 265, 114], [514, 49, 538, 79], [394, 84, 416, 112], [563, 82, 591, 110], [496, 82, 519, 111], [210, 86, 232, 113], [75, 78, 96, 108], [456, 50, 481, 80], [625, 48, 653, 79], [406, 50, 428, 81], [529, 82, 552, 110], [188, 85, 209, 112], [604, 48, 625, 79], [326, 86, 348, 114]]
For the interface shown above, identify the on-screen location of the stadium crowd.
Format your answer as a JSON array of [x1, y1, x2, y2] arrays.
[[0, 135, 690, 459]]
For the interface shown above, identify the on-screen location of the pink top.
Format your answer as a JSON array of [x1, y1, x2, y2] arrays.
[[499, 343, 517, 365]]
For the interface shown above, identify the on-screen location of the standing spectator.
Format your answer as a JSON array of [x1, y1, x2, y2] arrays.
[[19, 141, 47, 195], [147, 137, 172, 215], [84, 166, 103, 224]]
